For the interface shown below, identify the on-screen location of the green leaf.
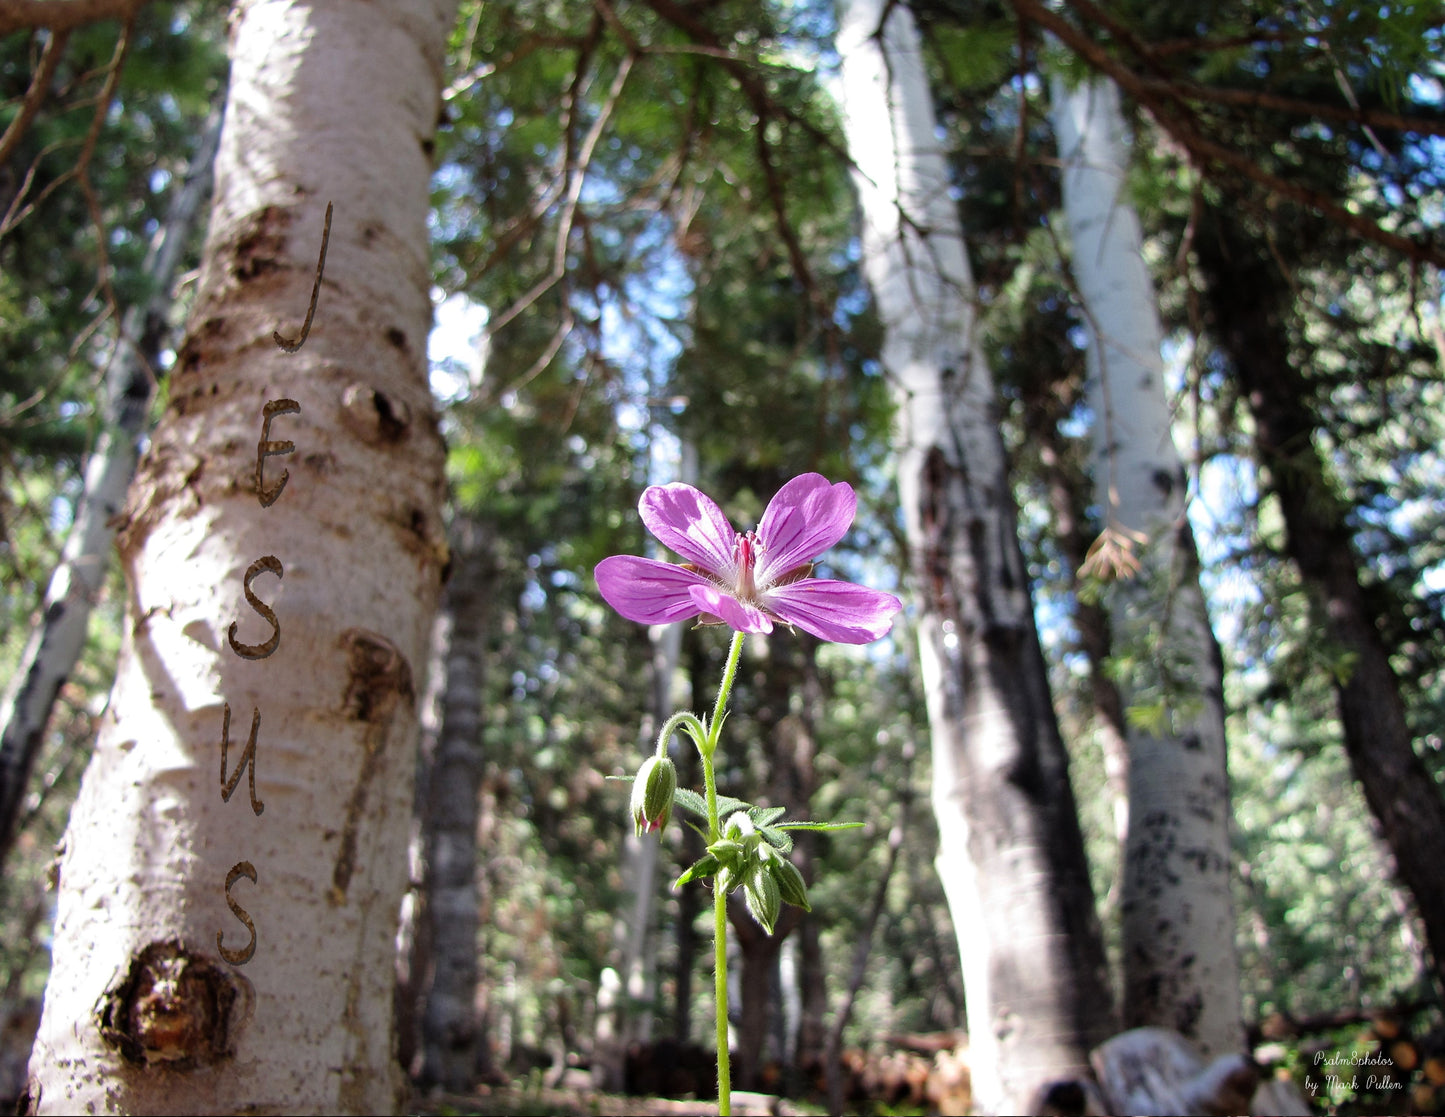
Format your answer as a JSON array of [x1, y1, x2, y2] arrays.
[[674, 854, 721, 889], [672, 786, 709, 818], [760, 827, 793, 854], [714, 794, 752, 818], [1125, 700, 1169, 736]]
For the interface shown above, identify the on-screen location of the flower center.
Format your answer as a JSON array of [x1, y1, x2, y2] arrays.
[[734, 531, 762, 602]]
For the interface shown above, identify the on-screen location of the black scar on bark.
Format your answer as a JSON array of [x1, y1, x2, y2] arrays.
[[97, 940, 249, 1068]]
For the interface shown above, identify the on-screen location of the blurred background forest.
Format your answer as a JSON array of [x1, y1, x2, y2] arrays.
[[2, 0, 1444, 1114]]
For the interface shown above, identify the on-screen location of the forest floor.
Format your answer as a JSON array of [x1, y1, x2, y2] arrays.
[[410, 1084, 827, 1116]]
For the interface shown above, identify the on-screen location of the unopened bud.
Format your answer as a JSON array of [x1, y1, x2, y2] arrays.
[[744, 862, 781, 935], [723, 812, 754, 841], [769, 851, 811, 912], [631, 755, 676, 836]]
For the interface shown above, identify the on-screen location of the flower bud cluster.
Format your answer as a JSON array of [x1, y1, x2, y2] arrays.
[[700, 811, 810, 935]]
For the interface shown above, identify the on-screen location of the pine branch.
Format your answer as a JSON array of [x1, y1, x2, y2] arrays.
[[1009, 0, 1445, 269]]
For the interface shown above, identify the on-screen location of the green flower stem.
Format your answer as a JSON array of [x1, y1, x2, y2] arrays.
[[654, 710, 707, 761], [707, 630, 747, 760], [701, 629, 744, 1115], [713, 868, 731, 1116]]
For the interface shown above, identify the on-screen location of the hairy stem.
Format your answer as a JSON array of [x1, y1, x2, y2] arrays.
[[702, 629, 745, 1114]]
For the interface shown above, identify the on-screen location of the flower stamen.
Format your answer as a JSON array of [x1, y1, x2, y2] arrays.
[[734, 531, 761, 602]]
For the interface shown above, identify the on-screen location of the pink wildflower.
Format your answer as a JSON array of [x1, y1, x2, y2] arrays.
[[595, 473, 901, 644]]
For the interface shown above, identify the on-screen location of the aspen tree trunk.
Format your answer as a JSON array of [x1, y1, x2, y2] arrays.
[[1013, 371, 1131, 897], [1195, 207, 1445, 1000], [0, 106, 221, 869], [419, 516, 496, 1091], [836, 3, 1114, 1111], [27, 2, 456, 1112], [1051, 74, 1243, 1056]]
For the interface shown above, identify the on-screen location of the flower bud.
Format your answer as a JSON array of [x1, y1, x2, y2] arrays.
[[707, 838, 746, 865], [630, 755, 676, 836], [723, 811, 754, 841], [744, 862, 781, 935], [770, 852, 811, 912]]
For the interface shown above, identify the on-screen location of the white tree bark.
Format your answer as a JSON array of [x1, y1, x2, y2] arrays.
[[27, 1, 456, 1112], [837, 3, 1114, 1112], [1050, 73, 1243, 1057]]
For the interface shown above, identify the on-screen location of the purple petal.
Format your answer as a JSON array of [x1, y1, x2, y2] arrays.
[[596, 556, 709, 624], [640, 483, 738, 575], [765, 578, 902, 644], [687, 584, 774, 635], [756, 474, 857, 584]]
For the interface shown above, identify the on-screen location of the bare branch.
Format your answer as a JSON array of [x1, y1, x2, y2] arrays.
[[1131, 75, 1445, 139], [0, 28, 71, 168], [0, 0, 147, 36], [483, 52, 635, 341], [1, 18, 132, 242]]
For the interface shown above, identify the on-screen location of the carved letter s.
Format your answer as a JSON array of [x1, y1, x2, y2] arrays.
[[217, 860, 258, 966], [227, 555, 283, 659]]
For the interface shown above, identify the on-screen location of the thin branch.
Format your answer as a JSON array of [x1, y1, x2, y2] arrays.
[[0, 19, 131, 241], [0, 0, 147, 36], [0, 28, 71, 168], [1130, 75, 1445, 140], [1150, 28, 1310, 56], [484, 53, 634, 342], [1010, 0, 1445, 268], [640, 0, 858, 194], [1062, 0, 1173, 78]]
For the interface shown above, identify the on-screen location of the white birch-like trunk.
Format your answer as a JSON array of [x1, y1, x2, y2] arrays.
[[837, 4, 1114, 1112], [27, 2, 456, 1112], [1050, 73, 1243, 1057]]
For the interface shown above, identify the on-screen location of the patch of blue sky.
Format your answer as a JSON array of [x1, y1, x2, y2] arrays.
[[428, 289, 489, 405]]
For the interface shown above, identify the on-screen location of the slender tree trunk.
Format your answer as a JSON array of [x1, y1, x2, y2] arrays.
[[419, 516, 496, 1091], [26, 2, 456, 1112], [837, 4, 1115, 1110], [1021, 388, 1131, 893], [1194, 206, 1445, 999], [728, 899, 800, 1092], [824, 807, 905, 1117], [0, 105, 221, 869], [1051, 74, 1243, 1056], [593, 617, 682, 1087], [725, 634, 813, 1092]]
